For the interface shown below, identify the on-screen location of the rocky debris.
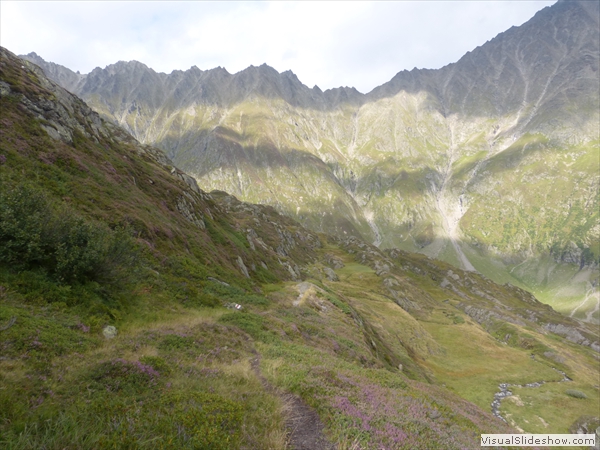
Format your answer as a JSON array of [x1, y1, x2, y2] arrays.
[[543, 323, 600, 351], [176, 194, 205, 229], [569, 416, 600, 450], [237, 256, 250, 278], [323, 253, 345, 269], [207, 277, 230, 287], [556, 241, 588, 267], [447, 270, 460, 282], [102, 326, 117, 339], [280, 260, 301, 281], [246, 230, 256, 250], [323, 267, 339, 282], [387, 289, 420, 311], [336, 236, 395, 275], [440, 278, 468, 299], [246, 228, 269, 252], [458, 304, 525, 327], [492, 366, 571, 422], [275, 227, 297, 257], [210, 190, 321, 275], [0, 80, 11, 96], [491, 384, 513, 421], [373, 260, 391, 276], [294, 282, 329, 311], [383, 277, 400, 288]]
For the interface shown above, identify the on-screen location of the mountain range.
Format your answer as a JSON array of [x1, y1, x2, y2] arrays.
[[21, 0, 600, 325], [1, 3, 599, 445]]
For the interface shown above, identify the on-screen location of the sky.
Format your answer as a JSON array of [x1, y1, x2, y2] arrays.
[[1, 1, 557, 94]]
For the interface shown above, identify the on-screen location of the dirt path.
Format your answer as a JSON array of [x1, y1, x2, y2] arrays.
[[250, 354, 335, 450]]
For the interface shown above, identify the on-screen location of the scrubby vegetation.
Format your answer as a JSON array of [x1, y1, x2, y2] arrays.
[[1, 183, 140, 287]]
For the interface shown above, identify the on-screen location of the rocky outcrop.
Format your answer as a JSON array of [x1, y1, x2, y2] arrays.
[[543, 323, 600, 351], [323, 267, 338, 282]]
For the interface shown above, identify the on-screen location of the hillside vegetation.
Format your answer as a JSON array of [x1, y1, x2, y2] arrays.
[[1, 47, 599, 449]]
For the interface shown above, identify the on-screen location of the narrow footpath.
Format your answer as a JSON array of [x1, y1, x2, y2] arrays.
[[250, 353, 334, 450]]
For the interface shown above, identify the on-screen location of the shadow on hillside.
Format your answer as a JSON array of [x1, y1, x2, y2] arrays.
[[169, 126, 443, 199]]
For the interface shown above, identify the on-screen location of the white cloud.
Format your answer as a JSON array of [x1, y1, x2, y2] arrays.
[[0, 1, 556, 93]]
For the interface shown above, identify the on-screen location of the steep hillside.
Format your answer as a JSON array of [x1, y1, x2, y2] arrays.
[[4, 41, 599, 448], [21, 0, 599, 322]]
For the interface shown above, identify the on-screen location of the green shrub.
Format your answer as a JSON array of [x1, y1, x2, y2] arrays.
[[0, 183, 139, 287], [205, 281, 246, 299], [138, 355, 171, 375], [218, 312, 275, 342], [158, 333, 198, 352], [452, 314, 465, 324], [0, 183, 54, 268], [566, 389, 587, 399], [89, 359, 160, 393]]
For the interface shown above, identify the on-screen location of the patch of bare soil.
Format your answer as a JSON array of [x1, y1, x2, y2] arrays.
[[251, 354, 335, 450]]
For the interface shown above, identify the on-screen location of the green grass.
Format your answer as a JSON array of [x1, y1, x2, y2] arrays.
[[502, 383, 599, 434]]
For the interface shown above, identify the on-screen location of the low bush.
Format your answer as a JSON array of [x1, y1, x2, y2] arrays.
[[138, 355, 172, 375], [89, 359, 160, 393], [218, 312, 275, 342], [0, 183, 140, 289], [158, 333, 196, 351], [565, 389, 587, 399]]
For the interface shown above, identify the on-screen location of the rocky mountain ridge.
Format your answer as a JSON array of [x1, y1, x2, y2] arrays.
[[20, 0, 600, 322]]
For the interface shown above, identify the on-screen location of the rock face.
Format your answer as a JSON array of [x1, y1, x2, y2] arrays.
[[20, 0, 600, 320]]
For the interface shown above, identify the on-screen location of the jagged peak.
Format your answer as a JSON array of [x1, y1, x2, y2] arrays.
[[113, 60, 150, 70], [212, 66, 230, 74]]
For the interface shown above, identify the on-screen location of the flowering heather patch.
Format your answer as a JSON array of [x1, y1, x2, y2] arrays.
[[91, 358, 160, 393], [409, 380, 515, 434], [323, 372, 510, 449], [76, 322, 90, 333]]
